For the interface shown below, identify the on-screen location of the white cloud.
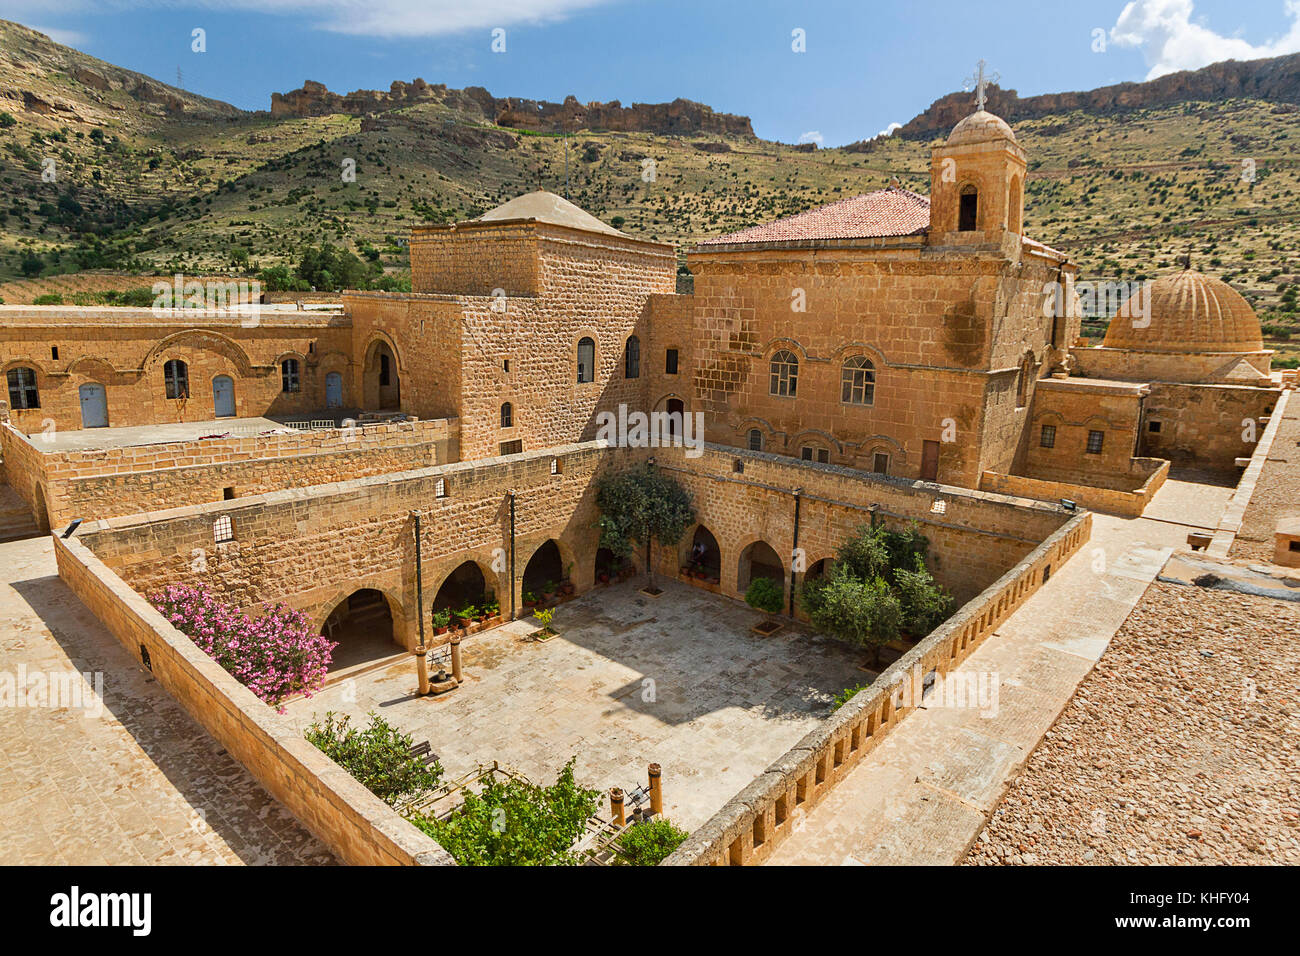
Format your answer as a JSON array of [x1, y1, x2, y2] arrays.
[[797, 130, 824, 146], [875, 121, 901, 139], [6, 1, 615, 38], [1111, 0, 1300, 79], [28, 25, 90, 47]]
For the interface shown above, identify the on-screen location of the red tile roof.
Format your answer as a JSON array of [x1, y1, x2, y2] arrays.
[[699, 187, 931, 246]]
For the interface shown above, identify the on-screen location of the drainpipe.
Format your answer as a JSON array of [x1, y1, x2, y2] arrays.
[[789, 488, 802, 618], [508, 490, 517, 619], [412, 510, 430, 696]]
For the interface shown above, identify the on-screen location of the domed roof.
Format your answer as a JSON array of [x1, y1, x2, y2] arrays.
[[1102, 270, 1263, 354], [476, 190, 625, 236], [946, 110, 1017, 146]]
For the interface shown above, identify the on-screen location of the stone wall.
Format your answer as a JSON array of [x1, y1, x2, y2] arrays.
[[663, 509, 1092, 865], [682, 244, 1072, 488], [52, 534, 454, 866], [1138, 382, 1280, 473], [980, 457, 1168, 518], [650, 443, 1074, 608], [1, 419, 458, 529], [72, 440, 1074, 653], [1020, 377, 1147, 479], [0, 306, 352, 432], [1072, 346, 1272, 385]]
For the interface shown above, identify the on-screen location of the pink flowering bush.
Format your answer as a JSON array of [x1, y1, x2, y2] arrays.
[[150, 583, 336, 710]]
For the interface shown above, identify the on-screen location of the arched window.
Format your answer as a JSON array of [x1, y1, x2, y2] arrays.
[[769, 349, 798, 397], [6, 367, 39, 410], [576, 337, 596, 383], [840, 355, 875, 405], [163, 359, 189, 400], [624, 335, 641, 379], [748, 428, 763, 452], [500, 402, 513, 428], [958, 184, 979, 232], [281, 358, 300, 393]]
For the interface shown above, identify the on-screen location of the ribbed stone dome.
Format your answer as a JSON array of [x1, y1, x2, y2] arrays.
[[1102, 270, 1263, 354], [946, 110, 1017, 146]]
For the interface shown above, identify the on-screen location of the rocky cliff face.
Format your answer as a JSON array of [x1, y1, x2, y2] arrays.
[[891, 52, 1300, 141], [271, 78, 754, 137]]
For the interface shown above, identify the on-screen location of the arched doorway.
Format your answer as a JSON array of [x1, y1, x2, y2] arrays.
[[212, 375, 236, 418], [319, 589, 399, 673], [325, 371, 343, 409], [685, 525, 721, 581], [738, 540, 784, 593], [804, 558, 829, 582], [434, 561, 490, 613], [78, 383, 108, 428], [367, 341, 400, 410], [522, 539, 564, 601], [665, 398, 685, 442]]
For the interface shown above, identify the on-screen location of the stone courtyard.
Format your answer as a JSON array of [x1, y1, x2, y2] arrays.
[[285, 578, 868, 830]]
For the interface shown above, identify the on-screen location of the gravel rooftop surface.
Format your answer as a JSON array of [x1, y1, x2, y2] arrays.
[[965, 580, 1298, 865]]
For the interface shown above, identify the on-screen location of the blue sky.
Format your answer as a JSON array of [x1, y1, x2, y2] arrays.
[[5, 0, 1300, 146]]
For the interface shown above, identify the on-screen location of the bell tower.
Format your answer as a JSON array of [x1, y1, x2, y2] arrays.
[[928, 63, 1026, 245]]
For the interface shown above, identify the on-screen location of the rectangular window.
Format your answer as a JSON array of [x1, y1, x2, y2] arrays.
[[748, 429, 763, 452], [213, 515, 234, 544], [817, 448, 829, 464], [51, 346, 59, 360], [665, 348, 679, 375], [872, 453, 890, 475], [1148, 420, 1162, 433], [499, 440, 523, 456], [1040, 424, 1056, 448], [801, 446, 813, 461], [435, 477, 449, 498], [1086, 430, 1105, 455]]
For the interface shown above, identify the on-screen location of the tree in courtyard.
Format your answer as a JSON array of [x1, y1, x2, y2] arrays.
[[594, 463, 695, 590], [409, 758, 600, 866], [799, 522, 953, 667], [305, 711, 442, 806]]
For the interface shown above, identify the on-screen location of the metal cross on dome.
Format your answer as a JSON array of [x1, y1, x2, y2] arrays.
[[963, 59, 1000, 112]]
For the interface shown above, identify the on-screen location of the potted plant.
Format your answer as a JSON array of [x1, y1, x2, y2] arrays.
[[541, 579, 557, 602], [598, 567, 610, 584], [454, 604, 477, 629], [431, 608, 451, 635], [522, 590, 538, 609], [532, 607, 556, 641], [559, 563, 575, 596], [482, 595, 500, 621]]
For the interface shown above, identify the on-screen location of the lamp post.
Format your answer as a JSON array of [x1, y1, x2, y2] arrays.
[[413, 510, 430, 696]]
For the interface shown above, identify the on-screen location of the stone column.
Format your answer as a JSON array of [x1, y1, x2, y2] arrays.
[[610, 788, 626, 827], [648, 763, 663, 816], [450, 634, 463, 683]]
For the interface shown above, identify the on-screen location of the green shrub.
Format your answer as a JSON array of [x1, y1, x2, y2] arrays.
[[615, 817, 689, 866], [32, 293, 63, 305], [744, 575, 784, 613], [409, 757, 599, 866], [831, 683, 870, 711], [305, 711, 441, 806]]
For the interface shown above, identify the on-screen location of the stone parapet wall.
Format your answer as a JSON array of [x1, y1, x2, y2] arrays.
[[662, 509, 1092, 866], [1, 418, 458, 530], [980, 456, 1169, 518], [52, 533, 454, 867]]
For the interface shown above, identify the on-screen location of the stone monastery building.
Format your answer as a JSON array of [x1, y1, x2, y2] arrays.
[[0, 105, 1284, 652]]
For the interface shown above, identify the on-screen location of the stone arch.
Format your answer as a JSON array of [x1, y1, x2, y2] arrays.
[[760, 337, 808, 362], [62, 356, 119, 384], [790, 428, 844, 455], [830, 341, 890, 368], [140, 329, 256, 377], [956, 177, 985, 232], [737, 538, 786, 598], [521, 538, 567, 599], [680, 523, 722, 580], [430, 558, 498, 614], [317, 587, 403, 676], [363, 336, 402, 410]]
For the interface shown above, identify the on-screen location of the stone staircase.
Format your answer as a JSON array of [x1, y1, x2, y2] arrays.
[[0, 484, 41, 543]]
